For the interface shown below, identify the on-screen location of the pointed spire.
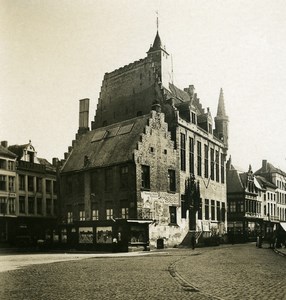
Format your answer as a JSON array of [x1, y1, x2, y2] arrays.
[[216, 88, 227, 117]]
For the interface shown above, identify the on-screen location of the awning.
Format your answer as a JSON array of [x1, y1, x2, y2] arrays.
[[127, 219, 153, 224], [280, 222, 286, 231]]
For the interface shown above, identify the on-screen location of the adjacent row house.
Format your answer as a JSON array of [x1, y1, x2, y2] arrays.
[[0, 140, 58, 246]]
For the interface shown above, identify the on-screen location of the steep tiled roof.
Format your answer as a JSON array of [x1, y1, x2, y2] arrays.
[[255, 175, 277, 189], [255, 161, 286, 177], [227, 169, 244, 193], [8, 144, 29, 160], [0, 145, 17, 158], [38, 158, 56, 172], [62, 115, 150, 173]]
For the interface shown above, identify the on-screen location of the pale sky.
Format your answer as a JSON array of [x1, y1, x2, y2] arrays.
[[1, 0, 286, 172]]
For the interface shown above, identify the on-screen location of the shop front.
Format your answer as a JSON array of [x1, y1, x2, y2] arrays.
[[60, 219, 151, 252]]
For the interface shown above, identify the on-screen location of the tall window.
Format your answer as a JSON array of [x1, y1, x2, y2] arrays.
[[141, 165, 150, 189], [8, 198, 15, 214], [79, 210, 85, 221], [28, 176, 34, 192], [19, 175, 25, 191], [19, 196, 25, 213], [8, 161, 14, 171], [181, 195, 187, 219], [28, 197, 34, 214], [36, 198, 42, 215], [189, 137, 194, 174], [105, 168, 113, 192], [204, 144, 209, 178], [222, 202, 226, 222], [120, 166, 128, 189], [211, 200, 215, 220], [0, 159, 6, 169], [180, 133, 186, 171], [46, 199, 52, 215], [106, 208, 113, 220], [8, 176, 15, 192], [36, 177, 42, 192], [210, 148, 215, 180], [169, 206, 177, 224], [198, 198, 202, 220], [120, 200, 129, 219], [168, 169, 176, 192], [229, 202, 236, 213], [205, 199, 209, 220], [67, 211, 73, 224], [46, 180, 51, 193], [221, 153, 225, 183], [0, 198, 6, 214], [92, 209, 99, 220], [215, 151, 219, 182], [197, 141, 202, 176], [216, 201, 221, 221], [0, 176, 6, 191]]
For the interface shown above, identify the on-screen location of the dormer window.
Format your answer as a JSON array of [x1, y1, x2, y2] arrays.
[[191, 112, 196, 124]]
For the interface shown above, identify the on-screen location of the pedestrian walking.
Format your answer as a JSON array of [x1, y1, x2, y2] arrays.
[[112, 237, 118, 253]]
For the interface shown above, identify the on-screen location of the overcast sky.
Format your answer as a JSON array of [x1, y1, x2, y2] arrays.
[[1, 0, 286, 172]]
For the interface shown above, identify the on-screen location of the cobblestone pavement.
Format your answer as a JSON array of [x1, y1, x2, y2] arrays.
[[0, 244, 285, 300]]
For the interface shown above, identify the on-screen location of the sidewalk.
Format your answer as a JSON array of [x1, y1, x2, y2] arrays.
[[274, 246, 286, 257]]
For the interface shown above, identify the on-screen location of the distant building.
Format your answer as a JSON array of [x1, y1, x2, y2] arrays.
[[0, 141, 17, 243], [59, 30, 229, 250], [255, 160, 286, 239], [0, 140, 58, 246]]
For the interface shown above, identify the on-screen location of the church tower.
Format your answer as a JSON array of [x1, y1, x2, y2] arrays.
[[214, 88, 229, 149], [147, 31, 172, 90]]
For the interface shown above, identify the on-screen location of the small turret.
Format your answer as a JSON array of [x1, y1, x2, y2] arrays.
[[214, 88, 229, 149]]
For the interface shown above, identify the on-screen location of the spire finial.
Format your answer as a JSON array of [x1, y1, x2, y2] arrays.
[[156, 10, 159, 31]]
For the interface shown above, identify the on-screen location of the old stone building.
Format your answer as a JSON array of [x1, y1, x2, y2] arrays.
[[59, 30, 229, 250]]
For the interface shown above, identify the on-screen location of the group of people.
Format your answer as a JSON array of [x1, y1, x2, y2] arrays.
[[256, 231, 286, 249]]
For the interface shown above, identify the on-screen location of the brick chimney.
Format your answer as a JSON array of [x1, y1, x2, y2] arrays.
[[262, 159, 267, 171], [78, 98, 90, 135]]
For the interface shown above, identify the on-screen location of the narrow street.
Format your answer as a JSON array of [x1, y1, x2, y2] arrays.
[[0, 243, 285, 300]]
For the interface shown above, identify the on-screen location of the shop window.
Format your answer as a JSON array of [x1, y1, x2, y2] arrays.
[[169, 206, 177, 224], [141, 165, 150, 189]]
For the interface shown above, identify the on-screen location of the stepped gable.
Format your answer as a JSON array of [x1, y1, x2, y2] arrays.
[[62, 115, 150, 173], [0, 144, 17, 158]]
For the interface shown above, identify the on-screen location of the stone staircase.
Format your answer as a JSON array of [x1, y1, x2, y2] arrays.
[[179, 230, 202, 248]]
